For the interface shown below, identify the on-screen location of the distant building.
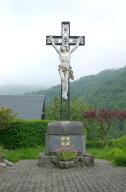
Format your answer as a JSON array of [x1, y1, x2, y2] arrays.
[[0, 95, 45, 119]]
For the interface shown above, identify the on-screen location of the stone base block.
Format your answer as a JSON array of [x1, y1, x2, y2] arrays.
[[38, 153, 94, 168], [38, 153, 58, 167], [78, 155, 94, 167], [57, 161, 75, 169]]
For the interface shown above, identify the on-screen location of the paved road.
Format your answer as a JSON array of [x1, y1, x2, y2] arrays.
[[0, 160, 126, 192]]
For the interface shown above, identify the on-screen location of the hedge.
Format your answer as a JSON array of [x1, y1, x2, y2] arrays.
[[0, 119, 48, 149]]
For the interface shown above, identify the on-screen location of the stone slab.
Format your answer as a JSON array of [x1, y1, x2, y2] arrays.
[[47, 121, 84, 135], [46, 135, 86, 154]]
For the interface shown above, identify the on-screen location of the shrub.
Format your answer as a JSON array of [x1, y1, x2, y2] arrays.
[[0, 107, 16, 131], [0, 145, 7, 157], [112, 136, 126, 149], [112, 149, 126, 166], [106, 148, 123, 160], [87, 140, 105, 148], [56, 151, 77, 161], [87, 140, 113, 148], [0, 119, 48, 149]]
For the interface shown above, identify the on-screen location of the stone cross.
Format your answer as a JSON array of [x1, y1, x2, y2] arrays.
[[46, 21, 85, 50]]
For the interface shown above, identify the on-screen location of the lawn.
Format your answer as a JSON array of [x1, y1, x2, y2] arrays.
[[87, 147, 126, 166], [4, 146, 126, 166], [5, 145, 44, 162]]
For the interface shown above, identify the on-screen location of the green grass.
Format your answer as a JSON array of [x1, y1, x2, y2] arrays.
[[4, 145, 126, 166], [87, 147, 111, 160], [87, 147, 126, 166], [5, 145, 44, 162]]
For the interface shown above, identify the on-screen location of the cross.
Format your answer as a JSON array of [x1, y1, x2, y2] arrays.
[[46, 21, 85, 50], [60, 136, 70, 146]]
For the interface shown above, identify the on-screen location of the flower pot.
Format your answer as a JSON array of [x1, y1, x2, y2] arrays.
[[57, 160, 75, 169]]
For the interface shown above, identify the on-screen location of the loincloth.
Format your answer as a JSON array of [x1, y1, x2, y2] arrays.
[[58, 64, 74, 80]]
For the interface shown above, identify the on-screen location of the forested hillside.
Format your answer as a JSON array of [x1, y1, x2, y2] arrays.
[[29, 66, 126, 109]]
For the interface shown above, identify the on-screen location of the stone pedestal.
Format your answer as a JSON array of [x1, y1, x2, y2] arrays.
[[45, 121, 86, 155], [38, 121, 94, 168]]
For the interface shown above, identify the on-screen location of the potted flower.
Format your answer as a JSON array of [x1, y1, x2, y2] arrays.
[[56, 150, 77, 168]]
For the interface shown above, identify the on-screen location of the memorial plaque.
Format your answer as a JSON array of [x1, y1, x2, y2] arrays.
[[46, 121, 86, 155], [60, 136, 70, 146]]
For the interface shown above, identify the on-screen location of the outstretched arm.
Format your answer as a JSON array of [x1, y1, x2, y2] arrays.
[[50, 36, 60, 54], [70, 37, 81, 54]]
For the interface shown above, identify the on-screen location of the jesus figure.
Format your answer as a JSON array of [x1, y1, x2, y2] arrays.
[[50, 36, 81, 100]]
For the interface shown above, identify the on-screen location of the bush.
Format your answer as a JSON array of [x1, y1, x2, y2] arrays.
[[0, 145, 7, 157], [0, 119, 48, 149], [87, 140, 113, 148], [87, 147, 126, 166], [87, 140, 105, 148], [0, 107, 16, 131], [106, 148, 122, 160], [56, 151, 77, 161], [112, 136, 126, 149], [112, 149, 126, 166]]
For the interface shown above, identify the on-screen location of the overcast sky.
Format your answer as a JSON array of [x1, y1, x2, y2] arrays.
[[0, 0, 126, 87]]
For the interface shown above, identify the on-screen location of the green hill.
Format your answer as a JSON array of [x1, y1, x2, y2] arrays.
[[30, 66, 126, 109]]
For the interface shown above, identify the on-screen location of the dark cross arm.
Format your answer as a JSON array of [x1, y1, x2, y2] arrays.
[[46, 36, 62, 45], [46, 35, 85, 46], [46, 21, 85, 46], [68, 36, 85, 46]]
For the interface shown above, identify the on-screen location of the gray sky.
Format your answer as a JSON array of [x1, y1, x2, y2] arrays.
[[0, 0, 126, 87]]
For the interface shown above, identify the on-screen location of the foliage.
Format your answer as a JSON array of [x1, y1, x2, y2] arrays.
[[112, 135, 126, 149], [56, 150, 77, 161], [87, 147, 126, 166], [0, 145, 7, 157], [46, 97, 60, 120], [0, 119, 48, 149], [46, 97, 91, 122], [83, 109, 126, 146], [87, 140, 112, 148], [0, 107, 16, 131], [5, 145, 44, 162], [112, 149, 126, 166], [30, 66, 126, 110], [87, 147, 111, 160], [87, 144, 126, 166]]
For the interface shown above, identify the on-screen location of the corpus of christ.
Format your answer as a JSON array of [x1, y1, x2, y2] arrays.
[[46, 21, 85, 100]]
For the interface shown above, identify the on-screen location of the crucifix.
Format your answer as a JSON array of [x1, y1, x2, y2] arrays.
[[46, 21, 85, 120]]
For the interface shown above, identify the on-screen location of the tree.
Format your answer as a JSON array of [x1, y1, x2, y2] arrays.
[[0, 107, 16, 131], [46, 97, 91, 123], [83, 109, 126, 147]]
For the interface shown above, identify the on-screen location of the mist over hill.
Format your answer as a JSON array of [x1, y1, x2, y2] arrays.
[[0, 85, 46, 95], [29, 66, 126, 109]]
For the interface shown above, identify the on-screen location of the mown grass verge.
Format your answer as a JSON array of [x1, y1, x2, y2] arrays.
[[5, 145, 44, 162], [87, 147, 126, 166]]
